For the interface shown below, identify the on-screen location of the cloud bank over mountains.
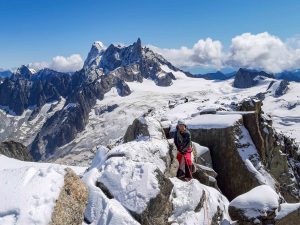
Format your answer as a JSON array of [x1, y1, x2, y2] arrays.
[[27, 32, 300, 73], [29, 54, 84, 73], [149, 32, 300, 73]]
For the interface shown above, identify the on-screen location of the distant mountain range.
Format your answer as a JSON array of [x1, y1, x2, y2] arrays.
[[277, 70, 300, 82], [195, 71, 236, 80], [0, 69, 12, 78], [194, 69, 300, 82]]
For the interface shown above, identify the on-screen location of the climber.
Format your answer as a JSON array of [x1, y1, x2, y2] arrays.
[[174, 120, 193, 181]]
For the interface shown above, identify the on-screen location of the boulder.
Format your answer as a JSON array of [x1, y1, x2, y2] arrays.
[[83, 115, 175, 225], [192, 164, 219, 190], [192, 142, 212, 168], [82, 168, 140, 225], [155, 72, 175, 87], [229, 185, 280, 224], [50, 168, 88, 225]]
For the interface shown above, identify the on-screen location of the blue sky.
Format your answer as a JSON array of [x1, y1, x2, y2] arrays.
[[1, 0, 300, 73]]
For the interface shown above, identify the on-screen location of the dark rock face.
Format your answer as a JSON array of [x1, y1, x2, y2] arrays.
[[50, 168, 88, 225], [237, 99, 266, 163], [233, 68, 274, 88], [238, 97, 300, 202], [274, 80, 289, 97], [0, 141, 32, 161], [189, 124, 261, 201]]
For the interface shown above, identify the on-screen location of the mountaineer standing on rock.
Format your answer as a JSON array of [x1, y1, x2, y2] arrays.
[[174, 120, 193, 181]]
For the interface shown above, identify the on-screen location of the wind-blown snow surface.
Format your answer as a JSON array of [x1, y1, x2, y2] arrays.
[[0, 155, 86, 225]]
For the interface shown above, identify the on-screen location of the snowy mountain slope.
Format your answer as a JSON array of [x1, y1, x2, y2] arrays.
[[44, 75, 300, 166], [0, 155, 86, 225]]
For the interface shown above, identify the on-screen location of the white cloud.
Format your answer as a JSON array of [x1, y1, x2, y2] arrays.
[[226, 32, 300, 73], [148, 38, 224, 69], [29, 54, 83, 73], [28, 61, 49, 71], [149, 32, 300, 73]]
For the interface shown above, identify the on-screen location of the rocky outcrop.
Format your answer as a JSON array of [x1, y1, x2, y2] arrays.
[[0, 141, 32, 161], [238, 97, 300, 202], [50, 168, 88, 225], [237, 98, 266, 163], [274, 80, 289, 97], [193, 164, 219, 190], [271, 133, 300, 202], [176, 114, 270, 201], [233, 68, 274, 88]]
